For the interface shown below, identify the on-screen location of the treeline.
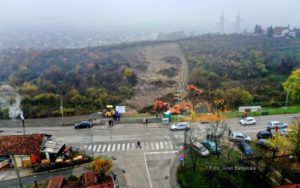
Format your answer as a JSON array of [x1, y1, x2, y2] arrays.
[[180, 35, 300, 108], [0, 47, 138, 118]]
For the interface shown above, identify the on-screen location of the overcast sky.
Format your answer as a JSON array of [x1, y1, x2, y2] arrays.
[[0, 0, 299, 33]]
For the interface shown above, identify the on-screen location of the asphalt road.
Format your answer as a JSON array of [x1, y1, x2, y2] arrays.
[[0, 113, 299, 188]]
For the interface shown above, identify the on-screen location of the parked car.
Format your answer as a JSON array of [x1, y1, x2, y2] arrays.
[[74, 121, 93, 129], [267, 121, 288, 130], [256, 130, 272, 139], [170, 122, 190, 131], [279, 128, 289, 136], [192, 142, 209, 156], [238, 141, 253, 156], [201, 139, 221, 154], [229, 132, 251, 143], [240, 117, 256, 125], [256, 139, 278, 151]]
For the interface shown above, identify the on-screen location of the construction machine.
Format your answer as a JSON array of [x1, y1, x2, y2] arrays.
[[169, 102, 193, 115], [103, 105, 115, 117], [153, 99, 170, 112], [186, 84, 204, 95]]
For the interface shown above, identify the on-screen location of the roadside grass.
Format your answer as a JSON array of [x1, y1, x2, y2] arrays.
[[177, 145, 270, 188], [224, 105, 300, 118]]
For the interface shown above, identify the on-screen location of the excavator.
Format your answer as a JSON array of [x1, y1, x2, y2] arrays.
[[186, 84, 204, 95], [153, 99, 170, 112], [169, 102, 193, 115]]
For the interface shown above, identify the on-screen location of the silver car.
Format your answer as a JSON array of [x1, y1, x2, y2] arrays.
[[170, 122, 190, 131], [192, 142, 209, 156], [267, 121, 288, 130], [229, 132, 251, 142]]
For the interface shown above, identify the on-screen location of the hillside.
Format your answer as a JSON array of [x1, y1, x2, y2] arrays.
[[0, 35, 300, 118]]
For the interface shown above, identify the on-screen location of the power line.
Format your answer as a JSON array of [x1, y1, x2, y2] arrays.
[[218, 9, 226, 34], [234, 9, 243, 33]]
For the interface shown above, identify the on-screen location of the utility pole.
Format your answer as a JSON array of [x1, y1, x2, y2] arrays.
[[11, 155, 23, 188], [19, 113, 25, 135], [60, 94, 64, 126], [234, 9, 243, 33], [285, 89, 289, 110]]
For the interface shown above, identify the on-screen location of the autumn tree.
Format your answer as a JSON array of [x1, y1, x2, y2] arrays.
[[91, 157, 113, 178], [283, 68, 300, 103], [288, 119, 300, 162]]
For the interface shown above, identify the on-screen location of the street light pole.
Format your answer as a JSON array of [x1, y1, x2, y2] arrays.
[[60, 95, 64, 126], [19, 113, 25, 135], [11, 154, 23, 188]]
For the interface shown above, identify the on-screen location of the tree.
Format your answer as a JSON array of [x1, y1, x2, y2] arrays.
[[254, 24, 263, 34], [267, 26, 274, 37], [91, 157, 113, 178], [206, 121, 228, 159], [283, 68, 300, 103], [288, 119, 300, 162]]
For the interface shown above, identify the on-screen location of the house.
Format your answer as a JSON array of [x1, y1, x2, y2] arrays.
[[273, 27, 289, 38], [47, 175, 65, 188], [0, 134, 65, 168], [0, 134, 46, 168]]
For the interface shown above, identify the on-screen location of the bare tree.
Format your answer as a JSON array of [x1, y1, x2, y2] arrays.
[[206, 121, 228, 159]]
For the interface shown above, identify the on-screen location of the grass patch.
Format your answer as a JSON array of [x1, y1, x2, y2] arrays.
[[177, 145, 271, 188], [224, 105, 300, 118]]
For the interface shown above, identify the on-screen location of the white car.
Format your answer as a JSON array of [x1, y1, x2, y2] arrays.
[[267, 121, 288, 129], [192, 142, 209, 156], [229, 132, 251, 142], [170, 122, 190, 131], [240, 117, 256, 125]]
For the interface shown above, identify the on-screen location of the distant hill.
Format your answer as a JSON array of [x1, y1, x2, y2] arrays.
[[0, 35, 300, 118]]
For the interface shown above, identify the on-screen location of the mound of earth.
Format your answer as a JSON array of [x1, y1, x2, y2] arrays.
[[124, 43, 188, 111]]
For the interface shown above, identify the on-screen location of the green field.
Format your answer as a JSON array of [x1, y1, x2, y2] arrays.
[[224, 105, 300, 118]]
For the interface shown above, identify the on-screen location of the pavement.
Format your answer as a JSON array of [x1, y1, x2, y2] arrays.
[[0, 162, 127, 188], [0, 113, 299, 188]]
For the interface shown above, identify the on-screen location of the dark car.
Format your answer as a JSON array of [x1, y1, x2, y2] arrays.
[[256, 130, 272, 139], [238, 141, 253, 156], [256, 139, 278, 151], [74, 121, 92, 129], [201, 139, 221, 154]]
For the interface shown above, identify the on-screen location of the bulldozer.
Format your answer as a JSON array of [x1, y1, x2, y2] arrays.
[[103, 105, 115, 117]]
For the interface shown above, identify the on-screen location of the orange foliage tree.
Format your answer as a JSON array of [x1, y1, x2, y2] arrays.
[[91, 158, 113, 177]]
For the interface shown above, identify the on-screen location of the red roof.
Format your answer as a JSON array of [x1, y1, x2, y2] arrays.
[[0, 134, 45, 155], [47, 176, 65, 188], [83, 172, 98, 187], [87, 176, 114, 188]]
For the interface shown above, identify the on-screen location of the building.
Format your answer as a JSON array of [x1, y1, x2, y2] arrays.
[[0, 134, 65, 168], [273, 27, 289, 38]]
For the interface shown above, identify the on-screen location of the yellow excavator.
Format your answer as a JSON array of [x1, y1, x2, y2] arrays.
[[103, 105, 115, 117]]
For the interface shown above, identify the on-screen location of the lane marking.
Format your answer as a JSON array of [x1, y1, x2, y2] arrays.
[[144, 152, 153, 188], [122, 143, 125, 150], [93, 145, 97, 152], [164, 141, 169, 149], [112, 144, 116, 152], [160, 142, 164, 150], [107, 144, 111, 152], [151, 142, 155, 150], [132, 143, 135, 149], [127, 143, 130, 150], [155, 142, 159, 150], [87, 145, 92, 151], [97, 145, 102, 152], [145, 151, 178, 155], [102, 144, 107, 152], [117, 144, 121, 151]]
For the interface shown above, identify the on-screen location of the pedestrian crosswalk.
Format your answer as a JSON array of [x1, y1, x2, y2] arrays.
[[83, 140, 175, 153]]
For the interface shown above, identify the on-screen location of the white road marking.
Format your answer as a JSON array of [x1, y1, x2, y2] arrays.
[[107, 144, 111, 152], [144, 152, 153, 188], [164, 142, 169, 149], [141, 143, 145, 150], [122, 143, 125, 150], [160, 142, 164, 149], [127, 143, 130, 150], [102, 144, 107, 152], [93, 145, 97, 152], [87, 145, 92, 151], [169, 141, 173, 149], [155, 142, 159, 150], [112, 144, 116, 152], [84, 145, 88, 149], [132, 143, 135, 149], [146, 143, 150, 150], [97, 145, 102, 152], [145, 151, 178, 155], [151, 142, 155, 150], [117, 144, 121, 151]]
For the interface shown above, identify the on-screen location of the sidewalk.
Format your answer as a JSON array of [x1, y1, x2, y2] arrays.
[[169, 156, 181, 188]]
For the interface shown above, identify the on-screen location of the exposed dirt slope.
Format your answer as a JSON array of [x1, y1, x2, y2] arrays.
[[125, 43, 188, 111]]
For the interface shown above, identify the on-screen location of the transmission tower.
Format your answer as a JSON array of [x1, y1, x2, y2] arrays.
[[218, 9, 226, 34], [234, 9, 243, 33]]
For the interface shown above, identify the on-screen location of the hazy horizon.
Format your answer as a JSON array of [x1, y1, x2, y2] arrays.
[[1, 0, 299, 34]]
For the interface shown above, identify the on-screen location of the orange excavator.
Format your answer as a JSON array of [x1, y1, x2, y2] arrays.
[[169, 102, 193, 115], [153, 99, 170, 112], [186, 84, 204, 95]]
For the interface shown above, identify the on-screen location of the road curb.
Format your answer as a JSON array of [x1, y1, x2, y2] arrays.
[[169, 156, 181, 188]]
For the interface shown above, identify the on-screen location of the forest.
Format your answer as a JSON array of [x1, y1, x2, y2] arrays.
[[0, 35, 300, 118]]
